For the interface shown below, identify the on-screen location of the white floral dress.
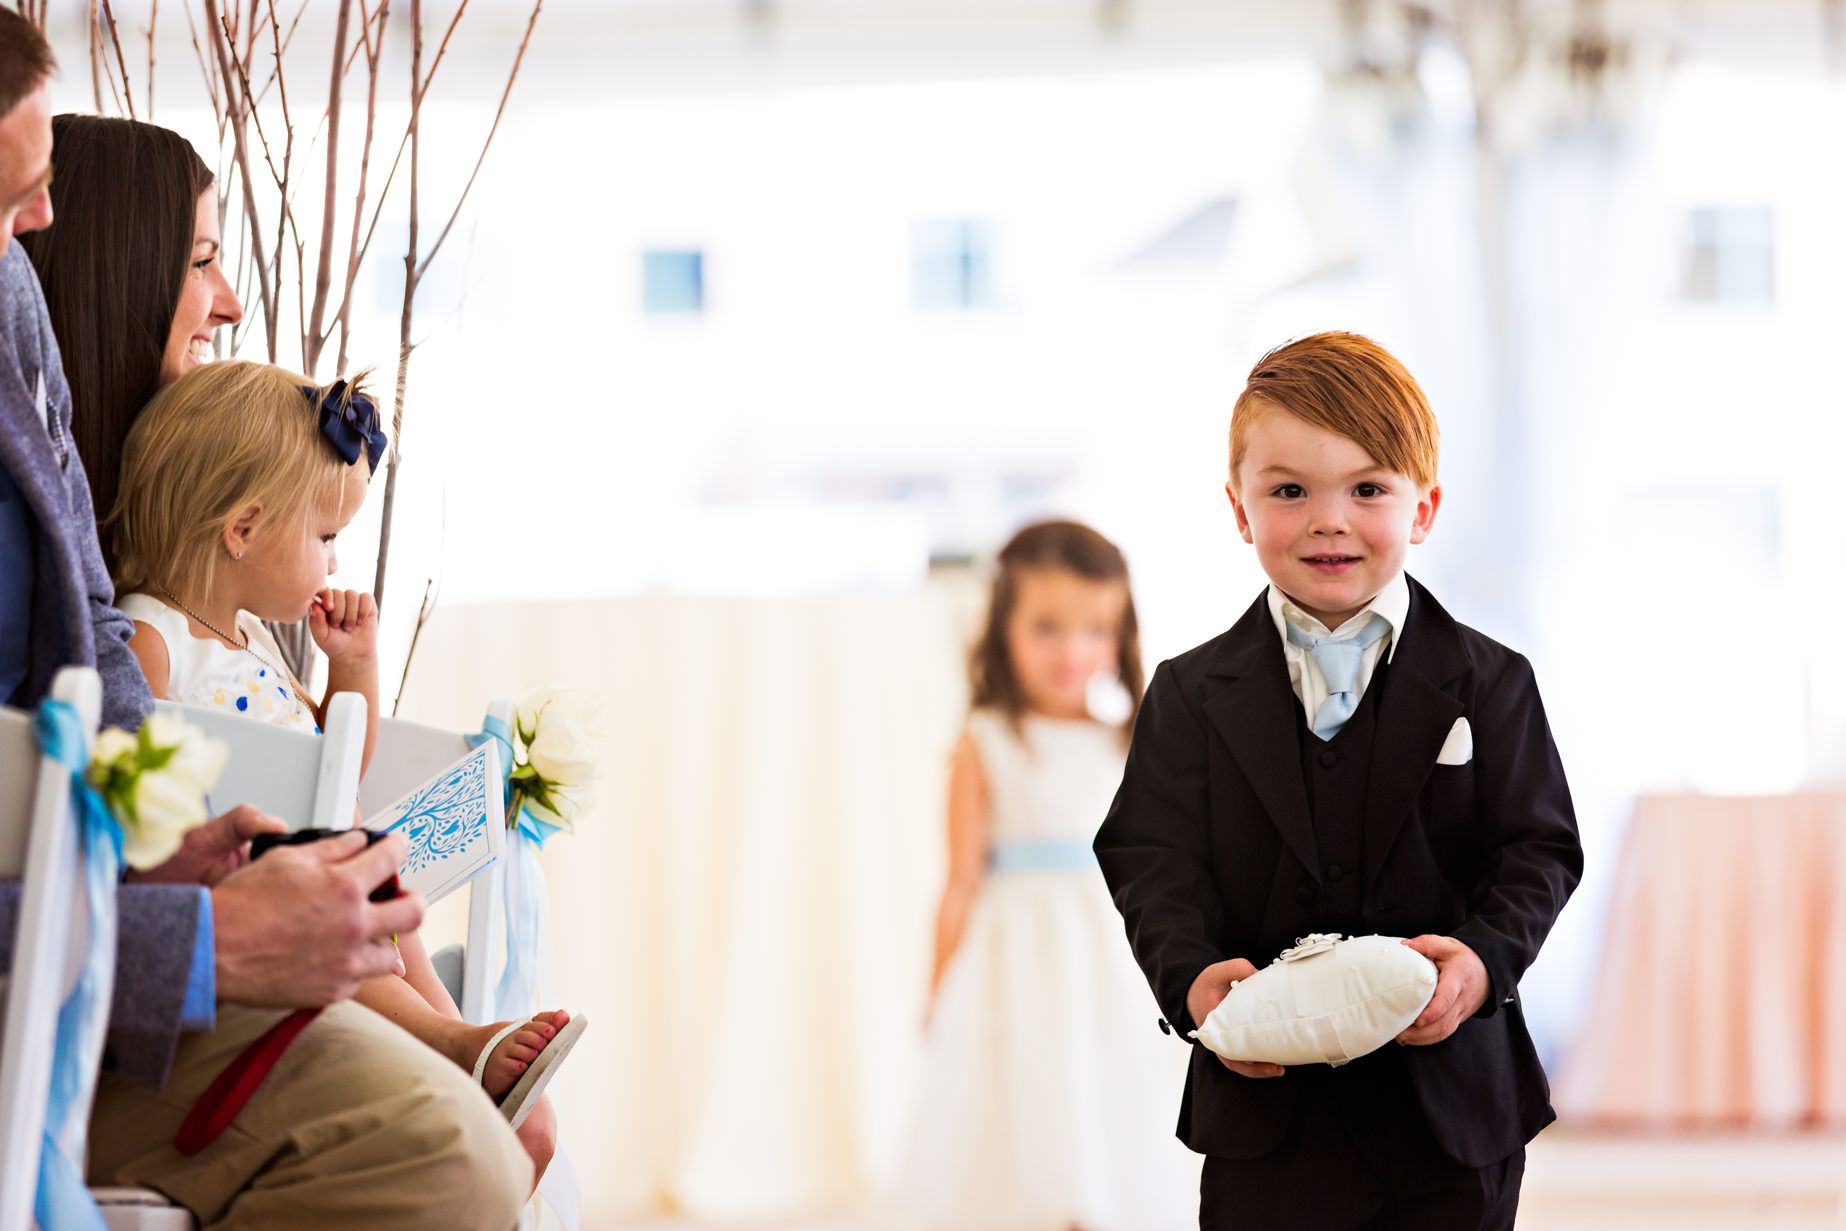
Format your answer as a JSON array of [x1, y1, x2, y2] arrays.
[[119, 593, 318, 732]]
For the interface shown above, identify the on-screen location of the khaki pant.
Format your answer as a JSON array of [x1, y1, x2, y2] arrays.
[[89, 1001, 533, 1231]]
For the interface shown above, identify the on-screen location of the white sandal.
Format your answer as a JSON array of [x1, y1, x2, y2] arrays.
[[471, 1013, 589, 1130]]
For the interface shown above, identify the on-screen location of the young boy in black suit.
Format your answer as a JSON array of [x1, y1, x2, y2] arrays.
[[1095, 332, 1582, 1230]]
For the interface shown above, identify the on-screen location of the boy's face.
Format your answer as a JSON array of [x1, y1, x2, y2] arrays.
[[1227, 404, 1440, 630]]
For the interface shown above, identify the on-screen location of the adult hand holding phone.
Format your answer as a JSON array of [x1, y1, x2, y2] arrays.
[[211, 830, 422, 1008]]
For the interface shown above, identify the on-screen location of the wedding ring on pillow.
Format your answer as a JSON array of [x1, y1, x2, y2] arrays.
[[1190, 934, 1438, 1068]]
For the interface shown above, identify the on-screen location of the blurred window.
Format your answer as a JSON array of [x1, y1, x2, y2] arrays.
[[644, 249, 706, 313], [1680, 206, 1773, 304], [911, 219, 994, 309]]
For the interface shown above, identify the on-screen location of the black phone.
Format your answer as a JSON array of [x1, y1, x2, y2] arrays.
[[250, 827, 402, 902]]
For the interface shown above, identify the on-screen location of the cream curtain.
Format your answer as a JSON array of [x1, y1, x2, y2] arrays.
[[400, 581, 981, 1220]]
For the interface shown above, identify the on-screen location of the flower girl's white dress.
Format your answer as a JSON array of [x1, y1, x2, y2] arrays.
[[119, 594, 318, 731], [898, 710, 1199, 1231]]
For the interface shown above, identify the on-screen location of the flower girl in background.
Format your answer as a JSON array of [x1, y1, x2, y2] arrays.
[[898, 520, 1198, 1231], [109, 360, 583, 1174]]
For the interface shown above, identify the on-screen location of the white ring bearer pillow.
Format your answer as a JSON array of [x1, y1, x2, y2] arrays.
[[1190, 933, 1438, 1067]]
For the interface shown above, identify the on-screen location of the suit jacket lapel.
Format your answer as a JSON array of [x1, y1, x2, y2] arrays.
[[1363, 578, 1466, 896], [1203, 595, 1321, 883]]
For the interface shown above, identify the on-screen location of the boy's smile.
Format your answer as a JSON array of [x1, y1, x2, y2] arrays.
[[1226, 405, 1440, 629]]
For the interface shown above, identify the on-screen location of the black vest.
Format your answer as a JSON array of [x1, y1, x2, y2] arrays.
[[1293, 657, 1420, 1109], [1295, 655, 1392, 937]]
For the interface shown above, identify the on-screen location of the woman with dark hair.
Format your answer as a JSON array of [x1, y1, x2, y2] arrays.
[[17, 113, 241, 537]]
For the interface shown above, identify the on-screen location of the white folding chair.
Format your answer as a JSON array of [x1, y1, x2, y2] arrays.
[[358, 700, 580, 1231], [0, 667, 101, 1231], [81, 694, 370, 1231], [157, 693, 367, 833]]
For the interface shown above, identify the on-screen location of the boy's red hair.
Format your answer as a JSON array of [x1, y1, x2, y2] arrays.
[[1229, 331, 1440, 490]]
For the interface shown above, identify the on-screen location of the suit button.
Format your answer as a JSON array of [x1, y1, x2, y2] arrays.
[[1294, 885, 1315, 906], [1326, 864, 1344, 882], [101, 1049, 119, 1073], [1318, 748, 1339, 769], [1158, 1018, 1173, 1036]]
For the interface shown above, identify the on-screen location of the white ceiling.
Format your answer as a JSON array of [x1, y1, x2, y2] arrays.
[[49, 0, 1846, 108]]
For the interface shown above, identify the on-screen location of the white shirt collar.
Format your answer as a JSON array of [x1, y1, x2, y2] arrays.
[[1266, 571, 1410, 663]]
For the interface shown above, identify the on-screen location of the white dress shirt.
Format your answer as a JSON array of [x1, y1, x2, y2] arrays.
[[1267, 571, 1410, 723]]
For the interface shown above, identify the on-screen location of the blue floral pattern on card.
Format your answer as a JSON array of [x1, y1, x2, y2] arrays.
[[371, 744, 497, 899]]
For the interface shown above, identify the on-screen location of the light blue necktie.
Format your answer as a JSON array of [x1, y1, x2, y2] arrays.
[[1285, 613, 1392, 741]]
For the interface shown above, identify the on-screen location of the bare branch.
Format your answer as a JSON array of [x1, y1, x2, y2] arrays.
[[100, 0, 137, 119], [391, 577, 439, 716], [374, 0, 429, 610], [418, 0, 541, 279], [146, 0, 157, 119], [414, 0, 470, 107], [335, 0, 390, 372], [183, 4, 221, 119], [305, 0, 356, 375], [90, 0, 132, 117], [251, 0, 311, 107], [89, 0, 106, 112], [204, 0, 278, 357], [350, 116, 413, 278]]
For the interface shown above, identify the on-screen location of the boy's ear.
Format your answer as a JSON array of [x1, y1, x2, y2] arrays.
[[1225, 481, 1256, 545], [221, 503, 262, 561], [1409, 482, 1442, 545]]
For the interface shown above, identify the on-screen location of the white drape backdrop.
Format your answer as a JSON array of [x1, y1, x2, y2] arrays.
[[400, 581, 982, 1221]]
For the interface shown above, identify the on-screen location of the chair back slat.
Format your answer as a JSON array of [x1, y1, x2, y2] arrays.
[[154, 693, 365, 832], [0, 668, 102, 1231], [0, 707, 33, 879], [358, 717, 473, 818]]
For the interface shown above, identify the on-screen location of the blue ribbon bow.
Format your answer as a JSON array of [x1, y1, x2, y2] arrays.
[[305, 379, 388, 472], [466, 714, 565, 850], [466, 714, 561, 1019], [33, 699, 122, 1231]]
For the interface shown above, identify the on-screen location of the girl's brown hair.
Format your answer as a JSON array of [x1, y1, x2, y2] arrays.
[[969, 520, 1143, 736], [17, 115, 216, 551]]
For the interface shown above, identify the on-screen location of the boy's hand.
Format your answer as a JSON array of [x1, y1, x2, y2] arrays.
[[309, 588, 378, 664], [1397, 935, 1489, 1046], [1189, 958, 1285, 1079]]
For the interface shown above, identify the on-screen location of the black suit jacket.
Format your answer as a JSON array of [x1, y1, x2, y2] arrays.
[[1094, 577, 1582, 1167]]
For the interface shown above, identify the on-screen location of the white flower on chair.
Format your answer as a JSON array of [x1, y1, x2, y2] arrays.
[[87, 714, 229, 869], [508, 687, 599, 831]]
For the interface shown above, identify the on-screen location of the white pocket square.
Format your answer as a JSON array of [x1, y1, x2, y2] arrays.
[[1436, 716, 1473, 765]]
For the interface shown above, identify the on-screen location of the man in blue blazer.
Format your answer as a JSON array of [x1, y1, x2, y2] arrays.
[[1, 14, 532, 1226]]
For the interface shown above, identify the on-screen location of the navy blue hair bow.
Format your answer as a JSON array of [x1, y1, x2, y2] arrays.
[[305, 379, 388, 472]]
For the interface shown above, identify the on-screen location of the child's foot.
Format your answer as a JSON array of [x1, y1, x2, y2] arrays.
[[458, 1009, 572, 1099]]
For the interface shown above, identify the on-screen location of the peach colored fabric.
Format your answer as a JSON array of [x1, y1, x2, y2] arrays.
[[1555, 793, 1846, 1129]]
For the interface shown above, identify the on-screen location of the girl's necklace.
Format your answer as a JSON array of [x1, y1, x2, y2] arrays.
[[154, 585, 319, 717]]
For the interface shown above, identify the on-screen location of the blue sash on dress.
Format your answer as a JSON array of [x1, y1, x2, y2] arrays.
[[988, 838, 1098, 875]]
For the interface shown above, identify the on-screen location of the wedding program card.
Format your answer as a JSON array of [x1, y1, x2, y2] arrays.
[[364, 737, 504, 904]]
